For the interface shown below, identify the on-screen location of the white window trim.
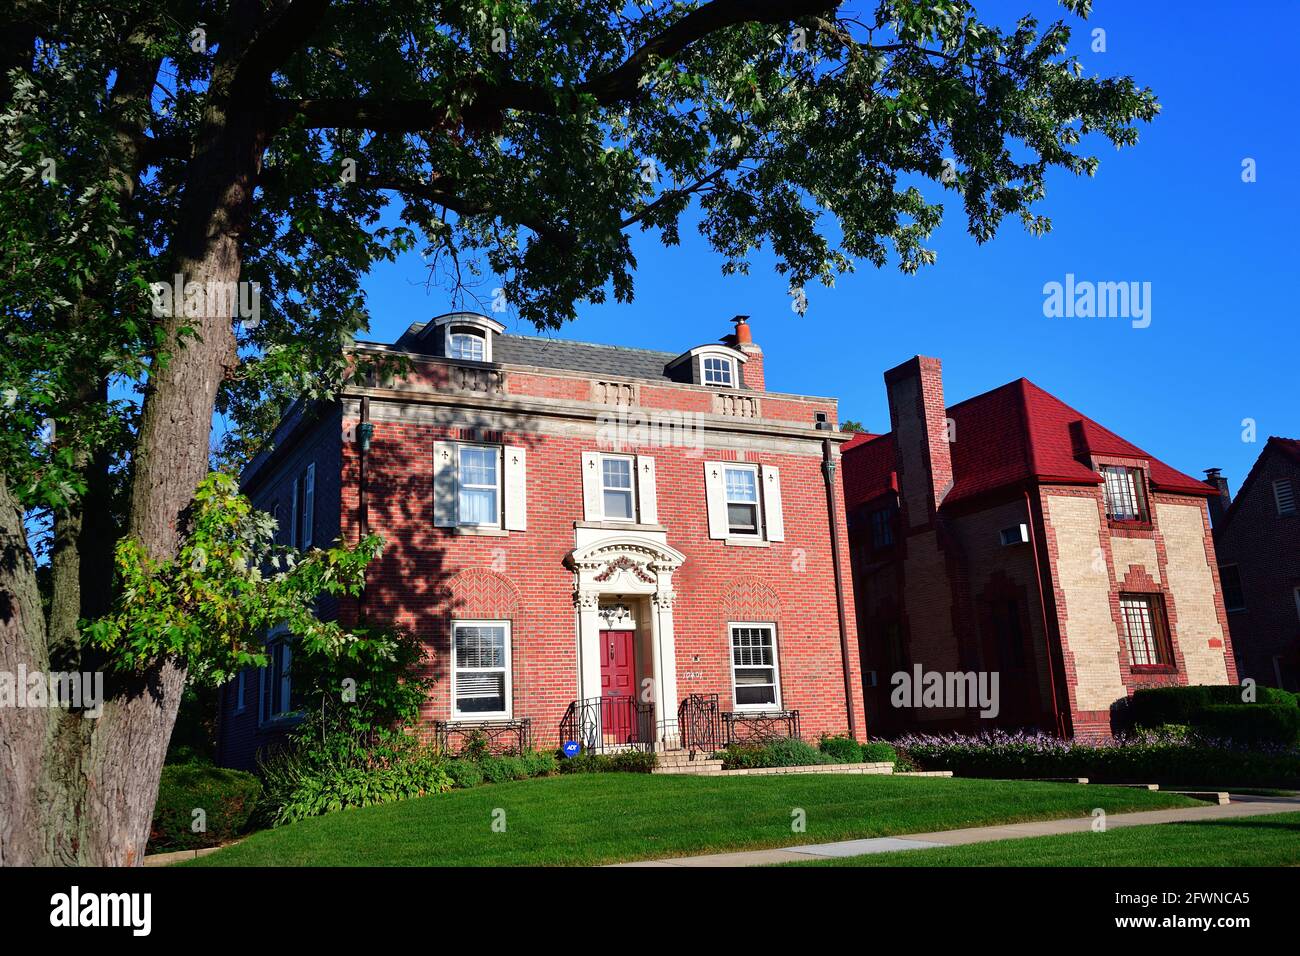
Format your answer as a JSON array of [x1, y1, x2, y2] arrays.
[[456, 443, 502, 528], [728, 621, 782, 711], [448, 329, 486, 361], [723, 463, 763, 538], [598, 453, 637, 522], [702, 355, 736, 387], [451, 619, 513, 720]]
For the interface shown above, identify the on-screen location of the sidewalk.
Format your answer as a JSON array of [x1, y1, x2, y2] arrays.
[[612, 794, 1300, 867]]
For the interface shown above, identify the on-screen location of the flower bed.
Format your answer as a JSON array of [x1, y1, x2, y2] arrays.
[[894, 730, 1300, 789]]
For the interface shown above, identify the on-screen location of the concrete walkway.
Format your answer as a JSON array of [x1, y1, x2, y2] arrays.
[[613, 794, 1300, 867]]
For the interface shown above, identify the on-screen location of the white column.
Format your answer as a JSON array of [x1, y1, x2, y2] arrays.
[[651, 588, 679, 746], [576, 590, 603, 703]]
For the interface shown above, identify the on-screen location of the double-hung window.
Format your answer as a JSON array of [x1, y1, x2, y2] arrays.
[[452, 621, 511, 718], [601, 456, 636, 521], [730, 624, 780, 709], [1219, 565, 1246, 612], [291, 463, 315, 549], [259, 633, 295, 722], [870, 507, 895, 549], [702, 356, 735, 387], [1101, 465, 1149, 523], [724, 465, 761, 536], [1119, 593, 1172, 668], [457, 445, 500, 527]]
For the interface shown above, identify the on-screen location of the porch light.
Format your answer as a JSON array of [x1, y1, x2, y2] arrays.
[[357, 421, 374, 452]]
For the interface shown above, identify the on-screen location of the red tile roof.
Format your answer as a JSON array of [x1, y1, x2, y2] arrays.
[[842, 377, 1213, 510]]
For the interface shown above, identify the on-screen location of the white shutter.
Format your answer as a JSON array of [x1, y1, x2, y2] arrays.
[[760, 464, 785, 542], [503, 445, 527, 531], [289, 477, 299, 548], [302, 463, 315, 549], [636, 455, 658, 524], [433, 441, 458, 527], [704, 461, 729, 539], [581, 451, 603, 521]]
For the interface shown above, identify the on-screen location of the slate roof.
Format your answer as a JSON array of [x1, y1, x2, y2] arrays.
[[843, 377, 1212, 510], [394, 320, 693, 383]]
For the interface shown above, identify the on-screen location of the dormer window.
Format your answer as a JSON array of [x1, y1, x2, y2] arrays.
[[449, 327, 486, 362], [665, 344, 748, 389], [1101, 465, 1150, 523], [425, 311, 505, 364], [703, 355, 735, 387]]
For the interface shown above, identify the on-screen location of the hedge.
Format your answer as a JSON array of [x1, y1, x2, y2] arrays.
[[895, 731, 1300, 788], [1129, 685, 1298, 728], [150, 764, 262, 852], [556, 750, 658, 774], [1191, 705, 1300, 747]]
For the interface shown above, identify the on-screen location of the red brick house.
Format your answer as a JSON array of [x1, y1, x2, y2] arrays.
[[842, 356, 1237, 741], [215, 314, 865, 769], [1206, 438, 1300, 691]]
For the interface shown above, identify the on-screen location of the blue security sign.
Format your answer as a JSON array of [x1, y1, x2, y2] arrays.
[[562, 741, 581, 758]]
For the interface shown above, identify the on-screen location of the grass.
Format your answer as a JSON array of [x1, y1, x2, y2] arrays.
[[189, 772, 1196, 867], [789, 812, 1300, 867]]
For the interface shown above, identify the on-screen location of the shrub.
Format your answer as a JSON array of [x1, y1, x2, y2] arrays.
[[894, 730, 1300, 788], [150, 764, 262, 852], [716, 737, 833, 770], [1129, 685, 1298, 728], [1192, 705, 1300, 747], [556, 750, 658, 774], [257, 731, 452, 826], [860, 741, 898, 764], [521, 750, 559, 777], [443, 758, 484, 789], [819, 734, 864, 763], [478, 755, 531, 784]]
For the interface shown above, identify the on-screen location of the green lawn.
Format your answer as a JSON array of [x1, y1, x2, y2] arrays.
[[789, 812, 1300, 867], [190, 772, 1196, 867]]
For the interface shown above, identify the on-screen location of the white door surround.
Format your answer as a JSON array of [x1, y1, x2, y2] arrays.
[[567, 532, 685, 745]]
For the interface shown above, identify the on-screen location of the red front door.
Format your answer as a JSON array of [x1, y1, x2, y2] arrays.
[[600, 630, 637, 742]]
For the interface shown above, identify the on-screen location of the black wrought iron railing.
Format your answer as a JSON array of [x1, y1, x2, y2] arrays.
[[559, 695, 655, 754], [678, 693, 722, 756], [434, 718, 532, 756], [723, 709, 801, 746]]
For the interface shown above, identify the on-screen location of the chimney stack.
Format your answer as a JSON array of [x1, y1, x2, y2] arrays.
[[730, 315, 764, 391], [1204, 468, 1232, 527], [885, 356, 954, 528]]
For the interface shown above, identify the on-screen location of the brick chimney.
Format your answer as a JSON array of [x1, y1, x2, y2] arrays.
[[730, 315, 764, 391], [1204, 467, 1232, 527], [885, 356, 954, 528]]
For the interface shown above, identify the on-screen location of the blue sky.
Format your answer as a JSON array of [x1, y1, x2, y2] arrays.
[[358, 1, 1298, 493]]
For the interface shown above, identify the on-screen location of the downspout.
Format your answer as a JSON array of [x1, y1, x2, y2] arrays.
[[1024, 487, 1065, 737], [822, 438, 858, 739], [357, 397, 372, 614]]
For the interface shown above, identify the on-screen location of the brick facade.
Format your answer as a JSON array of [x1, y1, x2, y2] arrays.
[[1209, 438, 1300, 691], [844, 358, 1237, 742], [216, 315, 866, 769]]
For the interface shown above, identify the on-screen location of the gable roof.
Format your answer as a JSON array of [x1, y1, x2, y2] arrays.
[[1213, 436, 1300, 534], [842, 377, 1212, 511]]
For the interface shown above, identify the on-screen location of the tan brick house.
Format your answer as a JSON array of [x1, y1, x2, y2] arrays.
[[842, 356, 1237, 741], [215, 314, 865, 768]]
